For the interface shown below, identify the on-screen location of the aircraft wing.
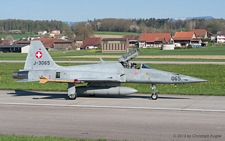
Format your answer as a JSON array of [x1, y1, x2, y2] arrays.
[[39, 76, 122, 84]]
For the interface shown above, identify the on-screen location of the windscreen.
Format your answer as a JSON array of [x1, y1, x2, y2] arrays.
[[141, 64, 154, 69]]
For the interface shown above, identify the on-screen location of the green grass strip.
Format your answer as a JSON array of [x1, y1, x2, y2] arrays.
[[0, 134, 107, 141], [1, 46, 225, 61], [0, 63, 225, 95]]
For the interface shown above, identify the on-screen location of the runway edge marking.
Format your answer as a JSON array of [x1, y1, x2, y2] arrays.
[[0, 102, 225, 112]]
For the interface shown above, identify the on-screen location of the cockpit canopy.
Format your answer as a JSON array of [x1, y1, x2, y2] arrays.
[[118, 48, 140, 69], [118, 48, 140, 63], [140, 64, 154, 69], [118, 48, 154, 70]]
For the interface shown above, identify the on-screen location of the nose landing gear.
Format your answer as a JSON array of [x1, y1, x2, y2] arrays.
[[151, 84, 158, 100]]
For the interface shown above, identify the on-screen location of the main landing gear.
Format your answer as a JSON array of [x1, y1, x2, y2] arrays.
[[151, 84, 158, 100], [68, 83, 77, 100]]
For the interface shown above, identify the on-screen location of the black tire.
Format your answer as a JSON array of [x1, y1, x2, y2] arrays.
[[89, 94, 96, 97], [151, 93, 158, 100], [68, 93, 77, 100]]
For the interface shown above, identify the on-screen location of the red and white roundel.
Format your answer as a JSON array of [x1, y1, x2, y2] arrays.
[[35, 51, 42, 59]]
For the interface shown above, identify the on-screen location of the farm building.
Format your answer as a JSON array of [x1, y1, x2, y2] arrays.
[[0, 44, 29, 53], [51, 30, 60, 35], [33, 38, 59, 49], [122, 35, 139, 47], [173, 31, 202, 47], [217, 30, 225, 43], [191, 29, 212, 39], [138, 33, 172, 48], [101, 38, 129, 52], [79, 37, 101, 50], [37, 30, 47, 35], [53, 40, 76, 50]]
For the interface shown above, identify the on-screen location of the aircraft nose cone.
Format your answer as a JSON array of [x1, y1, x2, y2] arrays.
[[190, 77, 208, 83]]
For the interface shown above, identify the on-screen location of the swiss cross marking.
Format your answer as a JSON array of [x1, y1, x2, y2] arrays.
[[35, 51, 42, 59], [134, 70, 138, 75]]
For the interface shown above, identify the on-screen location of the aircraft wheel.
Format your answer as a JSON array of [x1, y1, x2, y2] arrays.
[[68, 93, 77, 100], [151, 93, 158, 100], [89, 94, 96, 97]]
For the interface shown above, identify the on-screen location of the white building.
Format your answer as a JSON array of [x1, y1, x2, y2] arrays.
[[21, 45, 30, 53], [38, 30, 47, 35], [51, 30, 60, 35], [217, 30, 225, 43], [217, 35, 225, 43]]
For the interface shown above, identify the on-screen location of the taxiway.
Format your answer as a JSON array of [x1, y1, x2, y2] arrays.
[[0, 90, 224, 141]]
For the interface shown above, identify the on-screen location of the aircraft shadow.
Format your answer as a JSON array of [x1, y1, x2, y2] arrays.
[[158, 96, 190, 100], [8, 90, 190, 100], [8, 90, 68, 100], [92, 95, 190, 100]]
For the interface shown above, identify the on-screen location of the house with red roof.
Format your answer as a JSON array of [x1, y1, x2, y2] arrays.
[[138, 33, 172, 48], [0, 40, 13, 45], [51, 30, 60, 35], [79, 37, 101, 50], [54, 40, 76, 50], [33, 38, 59, 49], [173, 31, 202, 47], [191, 29, 212, 38], [122, 35, 139, 47]]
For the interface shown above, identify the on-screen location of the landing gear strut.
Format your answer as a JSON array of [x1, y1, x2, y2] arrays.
[[68, 83, 77, 100], [151, 84, 158, 100]]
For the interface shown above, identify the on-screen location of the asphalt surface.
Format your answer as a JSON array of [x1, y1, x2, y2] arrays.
[[1, 60, 225, 64], [0, 90, 224, 141]]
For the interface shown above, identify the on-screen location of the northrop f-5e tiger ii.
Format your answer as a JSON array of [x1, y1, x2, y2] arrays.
[[13, 40, 207, 100]]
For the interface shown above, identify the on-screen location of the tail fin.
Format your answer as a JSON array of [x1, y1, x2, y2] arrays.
[[24, 40, 59, 70]]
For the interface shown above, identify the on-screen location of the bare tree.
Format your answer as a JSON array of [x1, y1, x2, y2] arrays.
[[71, 22, 93, 40], [6, 35, 14, 42]]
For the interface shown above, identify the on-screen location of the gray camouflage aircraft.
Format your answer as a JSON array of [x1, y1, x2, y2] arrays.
[[13, 40, 207, 100]]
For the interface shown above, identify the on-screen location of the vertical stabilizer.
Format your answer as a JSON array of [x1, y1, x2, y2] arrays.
[[24, 40, 59, 70]]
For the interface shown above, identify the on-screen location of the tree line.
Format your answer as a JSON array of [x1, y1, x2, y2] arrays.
[[72, 18, 225, 39], [1, 18, 225, 40], [0, 19, 70, 35], [86, 18, 225, 34]]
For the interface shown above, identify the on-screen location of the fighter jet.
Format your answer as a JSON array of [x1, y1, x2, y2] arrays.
[[12, 40, 207, 100]]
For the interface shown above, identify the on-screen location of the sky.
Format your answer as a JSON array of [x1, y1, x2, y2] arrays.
[[1, 0, 225, 22]]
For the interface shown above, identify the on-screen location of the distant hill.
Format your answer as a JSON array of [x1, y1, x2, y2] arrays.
[[64, 21, 87, 26], [171, 16, 215, 21], [63, 21, 77, 26]]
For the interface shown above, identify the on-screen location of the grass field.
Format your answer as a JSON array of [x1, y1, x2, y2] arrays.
[[1, 44, 225, 95], [0, 63, 224, 95], [0, 32, 34, 40], [51, 46, 225, 56], [53, 58, 225, 62], [141, 46, 225, 55], [1, 46, 225, 61], [0, 134, 106, 141]]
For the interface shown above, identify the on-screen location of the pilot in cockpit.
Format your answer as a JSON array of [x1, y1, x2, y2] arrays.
[[131, 63, 137, 69]]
